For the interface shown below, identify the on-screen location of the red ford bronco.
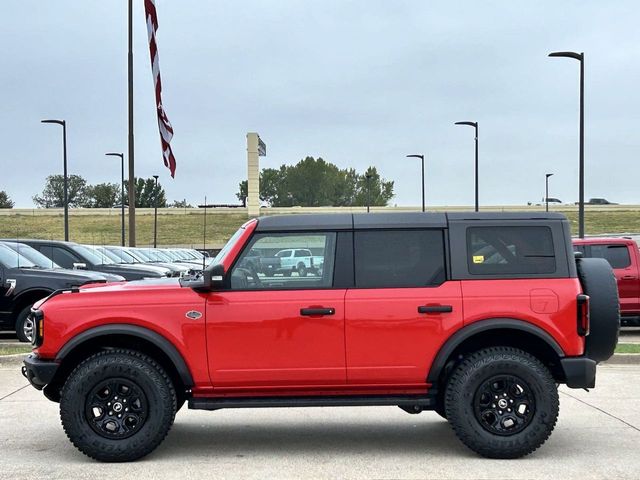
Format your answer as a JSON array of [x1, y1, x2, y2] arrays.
[[22, 212, 620, 462]]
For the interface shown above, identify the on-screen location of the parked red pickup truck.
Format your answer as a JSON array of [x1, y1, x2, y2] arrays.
[[23, 213, 619, 462], [573, 237, 640, 327]]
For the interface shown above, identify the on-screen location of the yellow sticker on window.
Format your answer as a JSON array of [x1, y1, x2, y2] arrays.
[[473, 255, 485, 264]]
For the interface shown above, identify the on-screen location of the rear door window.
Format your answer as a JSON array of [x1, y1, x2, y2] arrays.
[[467, 226, 556, 275], [354, 230, 446, 288], [588, 244, 631, 269]]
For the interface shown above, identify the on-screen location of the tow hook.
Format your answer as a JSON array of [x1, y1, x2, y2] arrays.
[[21, 365, 28, 379]]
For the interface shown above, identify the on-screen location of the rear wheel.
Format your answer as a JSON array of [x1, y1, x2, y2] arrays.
[[297, 263, 307, 277], [15, 306, 33, 343], [60, 349, 176, 462], [445, 347, 558, 459]]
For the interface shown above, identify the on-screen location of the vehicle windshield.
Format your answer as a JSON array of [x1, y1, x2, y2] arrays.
[[1, 242, 60, 268], [71, 245, 115, 265], [133, 249, 154, 262], [96, 247, 126, 264], [213, 227, 245, 265], [124, 249, 146, 263], [82, 245, 117, 265], [154, 250, 174, 262], [108, 248, 137, 264], [0, 244, 36, 269], [162, 250, 180, 260]]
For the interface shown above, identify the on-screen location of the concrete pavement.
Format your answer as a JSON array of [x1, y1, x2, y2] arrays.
[[1, 363, 639, 480]]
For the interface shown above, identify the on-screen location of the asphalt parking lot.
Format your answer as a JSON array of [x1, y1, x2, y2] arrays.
[[0, 361, 638, 480]]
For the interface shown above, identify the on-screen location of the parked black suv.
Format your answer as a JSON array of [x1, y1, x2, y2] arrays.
[[1, 241, 125, 283], [4, 239, 167, 281], [0, 244, 108, 341]]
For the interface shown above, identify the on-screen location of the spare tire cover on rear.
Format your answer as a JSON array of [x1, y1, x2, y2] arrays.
[[576, 257, 620, 363]]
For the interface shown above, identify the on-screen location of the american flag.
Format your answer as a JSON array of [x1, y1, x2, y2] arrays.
[[144, 0, 176, 177]]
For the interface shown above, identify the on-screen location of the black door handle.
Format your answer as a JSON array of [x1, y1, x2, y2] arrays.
[[300, 307, 335, 316], [418, 305, 453, 314]]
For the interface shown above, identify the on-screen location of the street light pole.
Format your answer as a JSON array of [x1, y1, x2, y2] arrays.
[[545, 173, 554, 212], [549, 51, 585, 238], [406, 154, 426, 212], [41, 119, 68, 241], [365, 173, 372, 213], [106, 153, 125, 246], [153, 175, 159, 248], [454, 121, 479, 212]]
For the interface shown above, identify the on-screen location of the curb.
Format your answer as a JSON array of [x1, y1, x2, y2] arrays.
[[603, 354, 640, 365], [0, 353, 29, 367]]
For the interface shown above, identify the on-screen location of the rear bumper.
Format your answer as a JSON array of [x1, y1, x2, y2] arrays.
[[561, 356, 597, 389], [22, 354, 58, 390]]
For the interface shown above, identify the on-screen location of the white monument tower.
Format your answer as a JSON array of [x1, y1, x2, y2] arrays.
[[246, 132, 266, 217]]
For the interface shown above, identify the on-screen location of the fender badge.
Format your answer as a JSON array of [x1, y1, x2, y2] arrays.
[[185, 310, 203, 320]]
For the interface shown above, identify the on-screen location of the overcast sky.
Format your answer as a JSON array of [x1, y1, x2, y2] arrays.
[[1, 1, 638, 208]]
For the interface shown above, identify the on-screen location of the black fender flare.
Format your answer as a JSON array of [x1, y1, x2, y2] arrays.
[[426, 318, 565, 384], [56, 324, 194, 387]]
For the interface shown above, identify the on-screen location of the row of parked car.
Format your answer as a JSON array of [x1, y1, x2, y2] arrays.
[[0, 238, 210, 341]]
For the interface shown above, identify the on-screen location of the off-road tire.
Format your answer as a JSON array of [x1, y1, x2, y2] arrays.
[[15, 306, 33, 343], [576, 257, 620, 363], [60, 349, 177, 462], [445, 347, 558, 459]]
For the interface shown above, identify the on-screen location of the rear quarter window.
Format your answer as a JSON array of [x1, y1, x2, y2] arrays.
[[467, 226, 556, 275]]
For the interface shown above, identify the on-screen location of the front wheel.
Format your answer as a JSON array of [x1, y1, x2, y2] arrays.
[[15, 306, 33, 343], [60, 349, 177, 462], [444, 347, 558, 459]]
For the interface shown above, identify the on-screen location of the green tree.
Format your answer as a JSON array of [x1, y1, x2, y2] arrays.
[[33, 174, 89, 208], [353, 166, 395, 207], [169, 199, 192, 208], [236, 157, 394, 207], [124, 177, 166, 208], [236, 180, 248, 207], [85, 183, 120, 208], [0, 190, 14, 208]]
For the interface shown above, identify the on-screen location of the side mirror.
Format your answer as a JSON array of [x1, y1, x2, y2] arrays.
[[180, 263, 225, 292], [73, 263, 87, 270]]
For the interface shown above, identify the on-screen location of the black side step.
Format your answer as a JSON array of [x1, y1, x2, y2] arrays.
[[189, 395, 435, 411]]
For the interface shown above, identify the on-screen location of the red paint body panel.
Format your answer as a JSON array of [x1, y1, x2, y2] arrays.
[[35, 280, 211, 388], [460, 278, 584, 356], [206, 289, 347, 388], [344, 282, 464, 384], [573, 237, 640, 315]]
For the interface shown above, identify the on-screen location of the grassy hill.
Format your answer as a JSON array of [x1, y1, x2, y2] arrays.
[[1, 207, 639, 248]]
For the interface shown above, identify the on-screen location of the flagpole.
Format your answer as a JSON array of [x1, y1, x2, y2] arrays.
[[127, 0, 136, 246]]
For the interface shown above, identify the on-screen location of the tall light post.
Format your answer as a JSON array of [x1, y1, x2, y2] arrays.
[[549, 51, 585, 238], [106, 153, 125, 246], [365, 173, 372, 213], [406, 154, 425, 212], [41, 119, 69, 241], [454, 121, 479, 212], [153, 175, 159, 248], [545, 173, 554, 212]]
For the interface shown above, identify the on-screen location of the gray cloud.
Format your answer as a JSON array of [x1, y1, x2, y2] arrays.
[[1, 1, 638, 207]]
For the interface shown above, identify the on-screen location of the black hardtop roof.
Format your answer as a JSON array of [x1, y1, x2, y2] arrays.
[[255, 211, 567, 232]]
